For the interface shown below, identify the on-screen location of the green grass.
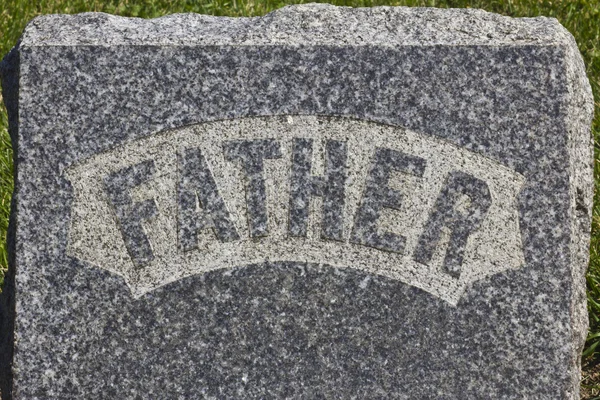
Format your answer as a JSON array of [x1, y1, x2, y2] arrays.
[[2, 0, 600, 397]]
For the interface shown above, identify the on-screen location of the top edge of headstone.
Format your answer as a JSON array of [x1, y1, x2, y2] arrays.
[[17, 3, 573, 48]]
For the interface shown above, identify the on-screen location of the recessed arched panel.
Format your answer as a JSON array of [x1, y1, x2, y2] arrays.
[[65, 115, 525, 305]]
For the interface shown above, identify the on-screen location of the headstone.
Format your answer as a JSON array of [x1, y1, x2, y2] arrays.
[[0, 4, 594, 399]]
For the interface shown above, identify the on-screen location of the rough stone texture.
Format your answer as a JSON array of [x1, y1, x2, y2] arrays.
[[0, 4, 594, 399]]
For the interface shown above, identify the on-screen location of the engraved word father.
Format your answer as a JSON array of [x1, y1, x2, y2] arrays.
[[66, 116, 525, 305]]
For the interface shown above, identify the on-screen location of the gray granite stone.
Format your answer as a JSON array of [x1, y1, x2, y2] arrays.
[[0, 4, 594, 399]]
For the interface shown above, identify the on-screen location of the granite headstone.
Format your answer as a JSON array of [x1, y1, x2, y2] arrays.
[[0, 4, 594, 399]]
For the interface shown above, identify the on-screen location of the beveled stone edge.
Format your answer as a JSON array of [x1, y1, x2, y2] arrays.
[[0, 44, 19, 400], [17, 4, 568, 48], [563, 23, 595, 400]]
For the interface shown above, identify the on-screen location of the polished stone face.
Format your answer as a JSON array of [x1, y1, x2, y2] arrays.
[[0, 4, 594, 399]]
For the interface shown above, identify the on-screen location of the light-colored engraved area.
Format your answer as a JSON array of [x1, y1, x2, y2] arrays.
[[65, 116, 526, 305]]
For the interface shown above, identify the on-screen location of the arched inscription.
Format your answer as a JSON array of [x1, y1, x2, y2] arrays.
[[65, 116, 525, 305]]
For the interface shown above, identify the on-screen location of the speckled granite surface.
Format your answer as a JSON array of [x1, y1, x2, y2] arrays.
[[0, 4, 594, 399]]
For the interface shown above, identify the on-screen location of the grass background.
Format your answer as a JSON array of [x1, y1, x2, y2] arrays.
[[1, 0, 600, 397]]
